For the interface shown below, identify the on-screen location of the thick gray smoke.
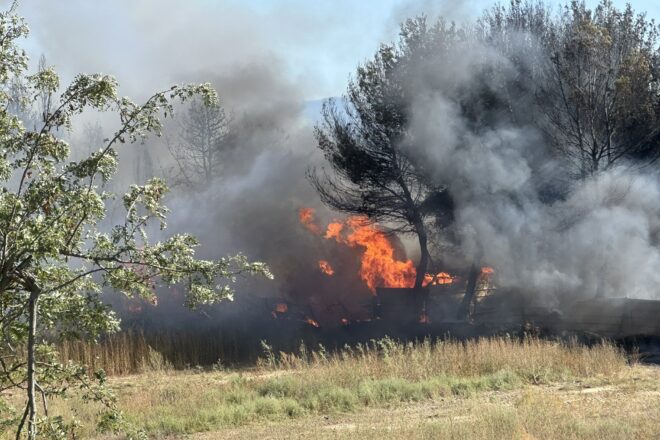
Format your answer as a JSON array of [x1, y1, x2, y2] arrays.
[[20, 1, 660, 323], [155, 64, 375, 323], [404, 36, 660, 304]]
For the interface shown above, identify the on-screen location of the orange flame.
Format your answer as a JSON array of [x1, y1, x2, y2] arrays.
[[298, 208, 321, 235], [481, 266, 494, 275], [306, 318, 320, 328], [423, 272, 454, 286], [299, 208, 457, 293], [318, 260, 335, 276], [325, 216, 416, 293], [275, 303, 288, 313], [324, 222, 343, 240]]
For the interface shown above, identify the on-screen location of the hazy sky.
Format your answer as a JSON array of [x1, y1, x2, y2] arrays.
[[14, 0, 660, 101]]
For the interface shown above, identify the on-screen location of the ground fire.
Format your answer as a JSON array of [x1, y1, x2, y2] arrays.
[[424, 272, 454, 286]]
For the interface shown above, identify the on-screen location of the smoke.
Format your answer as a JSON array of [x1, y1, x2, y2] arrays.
[[402, 33, 660, 304], [18, 0, 407, 324], [140, 63, 376, 325], [19, 0, 406, 100], [18, 0, 660, 327], [388, 0, 494, 26]]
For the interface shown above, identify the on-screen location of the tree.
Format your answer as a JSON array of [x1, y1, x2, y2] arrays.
[[539, 2, 660, 175], [309, 18, 457, 291], [0, 7, 271, 439], [166, 99, 232, 189], [484, 0, 660, 177]]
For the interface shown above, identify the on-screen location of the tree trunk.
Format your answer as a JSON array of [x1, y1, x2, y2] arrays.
[[457, 262, 480, 320], [26, 289, 39, 440], [413, 222, 429, 291]]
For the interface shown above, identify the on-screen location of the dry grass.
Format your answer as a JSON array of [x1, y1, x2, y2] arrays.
[[57, 331, 172, 376], [195, 371, 660, 439], [3, 336, 655, 439], [258, 336, 628, 383], [56, 329, 255, 376]]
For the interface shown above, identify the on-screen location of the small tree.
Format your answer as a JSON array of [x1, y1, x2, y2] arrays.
[[0, 7, 270, 439], [166, 99, 232, 189]]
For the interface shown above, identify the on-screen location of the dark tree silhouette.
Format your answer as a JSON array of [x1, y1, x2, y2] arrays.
[[309, 18, 454, 290]]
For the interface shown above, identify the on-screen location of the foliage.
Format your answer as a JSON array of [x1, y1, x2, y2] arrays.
[[481, 0, 660, 176], [0, 6, 271, 439]]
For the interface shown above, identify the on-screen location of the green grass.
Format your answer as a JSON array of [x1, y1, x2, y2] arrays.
[[3, 336, 654, 439]]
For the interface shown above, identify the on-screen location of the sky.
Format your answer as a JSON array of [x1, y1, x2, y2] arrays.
[[12, 0, 660, 101]]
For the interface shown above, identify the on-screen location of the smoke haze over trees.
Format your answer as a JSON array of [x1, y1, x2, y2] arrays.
[[9, 0, 660, 322]]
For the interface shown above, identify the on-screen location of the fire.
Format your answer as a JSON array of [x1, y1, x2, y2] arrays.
[[306, 317, 320, 328], [423, 272, 454, 286], [318, 260, 335, 276], [324, 222, 343, 240], [324, 216, 416, 293], [298, 207, 456, 294], [298, 208, 321, 235], [481, 266, 494, 275]]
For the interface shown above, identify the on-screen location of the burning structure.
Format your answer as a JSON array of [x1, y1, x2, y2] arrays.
[[263, 208, 660, 341], [255, 208, 660, 338]]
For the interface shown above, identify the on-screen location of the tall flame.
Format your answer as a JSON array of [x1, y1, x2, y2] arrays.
[[324, 216, 416, 293]]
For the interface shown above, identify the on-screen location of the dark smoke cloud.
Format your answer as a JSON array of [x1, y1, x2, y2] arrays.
[[402, 34, 660, 304]]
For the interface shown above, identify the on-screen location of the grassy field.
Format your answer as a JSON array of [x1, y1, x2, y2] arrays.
[[2, 336, 659, 439]]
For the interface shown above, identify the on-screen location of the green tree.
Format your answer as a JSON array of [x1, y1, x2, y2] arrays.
[[0, 6, 271, 439]]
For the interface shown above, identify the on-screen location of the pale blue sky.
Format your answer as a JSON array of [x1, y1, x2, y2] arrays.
[[13, 1, 660, 100]]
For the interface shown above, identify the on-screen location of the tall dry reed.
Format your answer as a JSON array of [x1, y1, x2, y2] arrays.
[[259, 336, 628, 384]]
